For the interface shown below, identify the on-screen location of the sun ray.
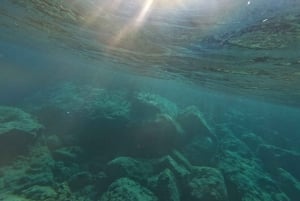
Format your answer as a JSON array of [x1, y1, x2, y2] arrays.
[[83, 0, 123, 26], [134, 0, 154, 26], [108, 0, 155, 48]]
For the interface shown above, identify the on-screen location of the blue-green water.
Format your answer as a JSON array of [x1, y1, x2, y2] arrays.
[[0, 0, 300, 201]]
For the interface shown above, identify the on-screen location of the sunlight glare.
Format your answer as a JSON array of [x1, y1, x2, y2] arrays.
[[135, 0, 154, 26]]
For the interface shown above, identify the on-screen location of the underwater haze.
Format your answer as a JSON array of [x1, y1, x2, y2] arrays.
[[0, 0, 300, 201]]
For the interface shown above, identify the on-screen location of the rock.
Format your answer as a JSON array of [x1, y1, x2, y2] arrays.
[[0, 146, 55, 195], [276, 168, 300, 201], [0, 106, 42, 134], [130, 114, 184, 157], [177, 106, 214, 140], [23, 83, 131, 146], [182, 136, 218, 166], [131, 92, 178, 120], [46, 134, 63, 150], [185, 167, 228, 201], [0, 106, 43, 165], [100, 177, 158, 201], [177, 106, 218, 165], [68, 171, 92, 191], [257, 144, 300, 180], [22, 185, 57, 200], [217, 131, 289, 201], [106, 157, 154, 183], [52, 146, 83, 163], [148, 168, 180, 201], [240, 132, 264, 151], [170, 150, 193, 171], [0, 194, 31, 201], [27, 83, 131, 121], [157, 155, 191, 181]]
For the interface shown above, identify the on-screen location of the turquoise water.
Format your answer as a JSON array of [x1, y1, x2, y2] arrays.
[[0, 0, 300, 201]]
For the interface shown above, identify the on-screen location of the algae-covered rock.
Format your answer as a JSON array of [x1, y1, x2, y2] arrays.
[[0, 106, 43, 165], [177, 106, 218, 165], [68, 171, 93, 191], [24, 83, 184, 157], [0, 106, 42, 134], [106, 156, 154, 183], [0, 146, 55, 197], [217, 129, 289, 201], [52, 146, 83, 163], [258, 144, 300, 180], [24, 83, 131, 140], [130, 114, 184, 157], [29, 83, 131, 120], [131, 92, 178, 119], [148, 168, 180, 201], [0, 194, 31, 201], [100, 177, 158, 201], [240, 132, 264, 151], [157, 155, 191, 180], [185, 167, 228, 201], [22, 185, 57, 200], [276, 168, 300, 201], [177, 106, 213, 140]]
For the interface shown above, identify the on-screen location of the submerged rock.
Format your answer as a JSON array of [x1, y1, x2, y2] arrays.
[[0, 146, 55, 198], [100, 177, 158, 201], [148, 168, 180, 201], [239, 132, 264, 151], [258, 144, 300, 180], [217, 129, 289, 201], [0, 106, 43, 165], [177, 106, 218, 165], [130, 113, 184, 157], [185, 167, 228, 201], [24, 83, 185, 157], [177, 106, 213, 140], [131, 91, 179, 119], [106, 156, 154, 183], [22, 185, 57, 200], [103, 150, 231, 201], [52, 146, 83, 163], [276, 168, 300, 201], [68, 171, 92, 191]]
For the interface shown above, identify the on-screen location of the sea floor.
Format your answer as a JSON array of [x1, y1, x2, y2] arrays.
[[0, 82, 299, 201]]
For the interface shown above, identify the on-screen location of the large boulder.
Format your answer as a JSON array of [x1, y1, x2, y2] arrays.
[[129, 114, 184, 157], [177, 106, 213, 140], [24, 83, 131, 137], [0, 106, 43, 165], [24, 83, 184, 157], [131, 92, 178, 120], [177, 106, 218, 165]]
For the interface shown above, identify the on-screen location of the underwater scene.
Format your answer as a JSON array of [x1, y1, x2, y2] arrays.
[[1, 0, 300, 200]]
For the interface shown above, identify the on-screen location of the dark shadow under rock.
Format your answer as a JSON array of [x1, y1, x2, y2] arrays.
[[0, 106, 43, 166]]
